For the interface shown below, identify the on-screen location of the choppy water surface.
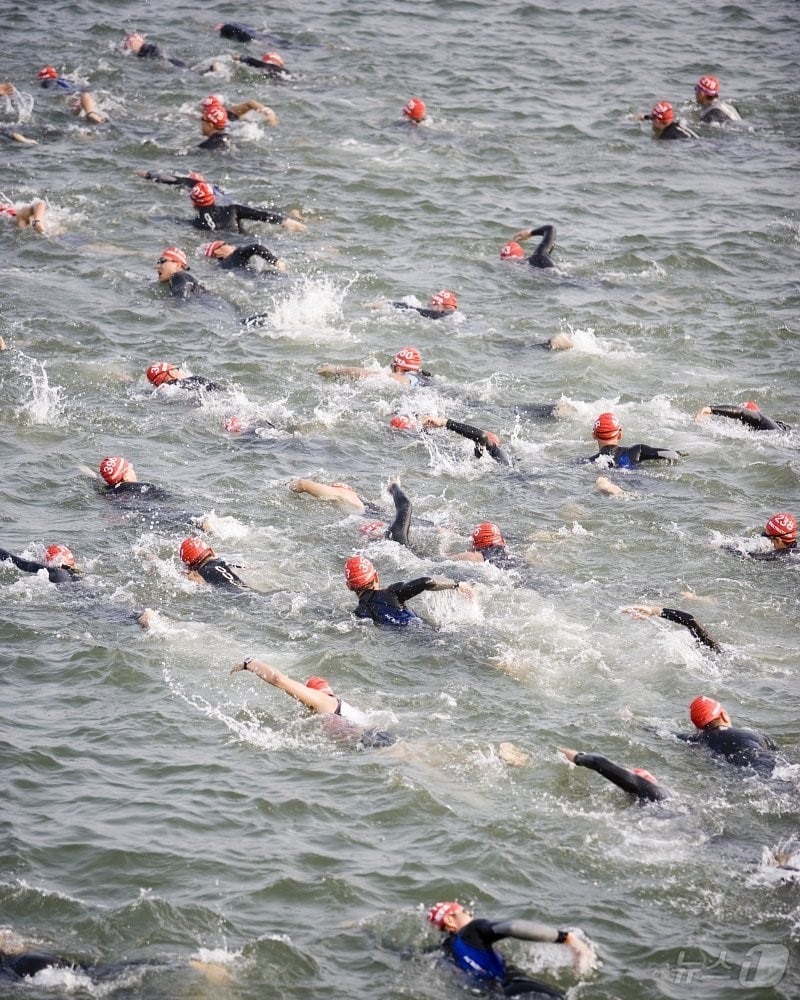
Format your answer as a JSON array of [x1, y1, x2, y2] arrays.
[[1, 1, 798, 998]]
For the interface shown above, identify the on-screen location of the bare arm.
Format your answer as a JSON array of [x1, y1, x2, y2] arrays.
[[290, 479, 365, 511], [230, 657, 338, 714], [229, 100, 278, 126]]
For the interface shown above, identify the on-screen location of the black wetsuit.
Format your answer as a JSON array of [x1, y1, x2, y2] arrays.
[[699, 99, 740, 124], [174, 374, 221, 391], [141, 172, 231, 204], [105, 481, 170, 502], [572, 752, 667, 802], [197, 131, 232, 152], [707, 405, 789, 431], [659, 608, 721, 652], [677, 726, 778, 774], [0, 548, 80, 584], [442, 418, 513, 467], [217, 243, 280, 270], [194, 557, 249, 591], [384, 482, 412, 546], [237, 56, 292, 80], [193, 202, 285, 233], [0, 950, 82, 980], [524, 225, 556, 269], [391, 302, 451, 320], [657, 121, 698, 140], [479, 544, 518, 570], [441, 919, 567, 998], [508, 403, 562, 419], [218, 23, 266, 43], [165, 270, 203, 300], [354, 576, 456, 627], [587, 443, 682, 469], [132, 43, 186, 67], [726, 543, 798, 563]]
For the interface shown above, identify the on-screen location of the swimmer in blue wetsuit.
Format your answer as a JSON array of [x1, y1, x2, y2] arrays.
[[318, 346, 433, 388], [586, 412, 683, 469], [0, 543, 81, 584], [344, 555, 466, 627], [426, 901, 593, 997], [230, 658, 396, 748], [36, 66, 107, 122]]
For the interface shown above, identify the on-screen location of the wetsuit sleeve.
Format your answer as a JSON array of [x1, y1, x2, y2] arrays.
[[708, 406, 779, 431], [233, 203, 285, 226], [168, 271, 199, 300], [390, 577, 435, 602], [574, 752, 663, 800], [443, 419, 512, 466], [636, 444, 682, 462], [659, 608, 721, 651], [239, 55, 268, 69], [385, 482, 412, 546], [231, 243, 279, 266], [0, 549, 44, 575], [488, 919, 562, 944], [142, 171, 196, 189]]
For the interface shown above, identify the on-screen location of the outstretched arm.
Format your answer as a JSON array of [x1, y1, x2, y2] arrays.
[[490, 919, 593, 970], [621, 605, 721, 652], [231, 657, 338, 714]]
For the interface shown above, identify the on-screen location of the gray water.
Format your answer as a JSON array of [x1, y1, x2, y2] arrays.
[[1, 1, 798, 998]]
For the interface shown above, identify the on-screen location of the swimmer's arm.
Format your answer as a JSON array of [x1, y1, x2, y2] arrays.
[[448, 550, 484, 562], [317, 364, 383, 380], [231, 657, 338, 714], [638, 444, 683, 462], [566, 750, 644, 796], [290, 479, 365, 510], [0, 548, 43, 574], [235, 203, 286, 226], [709, 405, 779, 431], [490, 919, 592, 971], [228, 100, 278, 126], [137, 170, 196, 188], [511, 228, 535, 242], [622, 605, 720, 651], [238, 243, 280, 266], [390, 576, 460, 601]]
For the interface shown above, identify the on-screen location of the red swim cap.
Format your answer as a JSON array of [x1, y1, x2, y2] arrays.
[[202, 104, 228, 128], [592, 412, 622, 441], [203, 240, 226, 257], [358, 520, 387, 539], [763, 512, 797, 544], [344, 555, 377, 590], [200, 95, 223, 111], [390, 415, 415, 430], [38, 67, 58, 80], [99, 456, 131, 485], [306, 676, 334, 696], [695, 75, 720, 98], [179, 537, 214, 567], [631, 767, 658, 784], [427, 902, 460, 929], [44, 544, 76, 569], [159, 247, 187, 268], [689, 695, 724, 729], [262, 52, 285, 67], [429, 289, 458, 311], [403, 97, 426, 122], [0, 205, 17, 218], [500, 241, 525, 260], [190, 182, 215, 207], [484, 432, 501, 447], [651, 101, 674, 125], [146, 362, 179, 387], [472, 521, 505, 550], [740, 400, 759, 411], [223, 416, 244, 433], [187, 171, 205, 182], [392, 347, 423, 372]]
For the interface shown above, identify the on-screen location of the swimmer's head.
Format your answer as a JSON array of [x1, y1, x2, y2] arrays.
[[402, 97, 426, 122], [201, 103, 228, 129], [427, 901, 466, 930], [223, 416, 244, 433], [190, 182, 216, 207], [262, 52, 285, 67], [122, 33, 145, 52], [740, 400, 759, 411], [38, 67, 58, 81], [99, 456, 133, 485], [44, 544, 76, 569], [390, 415, 416, 431], [202, 240, 226, 257], [156, 247, 188, 281], [592, 412, 622, 443], [179, 537, 214, 568], [0, 205, 18, 219], [344, 554, 378, 591], [695, 75, 719, 99], [650, 101, 674, 127], [391, 347, 423, 373], [484, 432, 501, 447], [200, 94, 224, 111], [428, 289, 458, 311], [500, 241, 525, 260], [631, 767, 658, 785], [762, 511, 797, 547], [146, 362, 181, 387], [471, 522, 505, 551], [689, 695, 725, 729], [306, 676, 335, 696]]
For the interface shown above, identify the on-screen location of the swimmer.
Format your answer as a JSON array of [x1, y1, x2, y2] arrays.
[[145, 362, 222, 392], [639, 101, 698, 139], [202, 239, 287, 272], [137, 168, 230, 203], [389, 288, 457, 319], [0, 198, 46, 233], [155, 246, 203, 299], [725, 512, 798, 562], [447, 522, 518, 569], [318, 347, 432, 387], [232, 51, 293, 81], [677, 696, 779, 774], [693, 75, 741, 124], [402, 96, 426, 122], [198, 94, 278, 153], [586, 412, 684, 468], [291, 479, 413, 545], [215, 22, 272, 44], [37, 66, 107, 123], [694, 400, 789, 432], [621, 605, 722, 652], [344, 555, 469, 627], [179, 538, 249, 591], [230, 658, 396, 748], [97, 456, 168, 499], [188, 180, 305, 233], [420, 415, 513, 466], [0, 543, 81, 584], [559, 747, 668, 802], [426, 901, 593, 997], [508, 224, 557, 269], [122, 32, 187, 67]]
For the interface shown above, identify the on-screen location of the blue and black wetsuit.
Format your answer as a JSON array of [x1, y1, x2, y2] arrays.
[[40, 77, 77, 93], [442, 918, 567, 997], [572, 752, 668, 803], [587, 443, 682, 469], [0, 547, 80, 584], [193, 202, 286, 233], [676, 726, 778, 775], [354, 576, 457, 626]]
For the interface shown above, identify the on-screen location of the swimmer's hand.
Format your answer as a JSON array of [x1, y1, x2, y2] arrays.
[[512, 228, 534, 242], [421, 415, 446, 430], [259, 106, 279, 127], [317, 364, 339, 376], [694, 406, 712, 422], [620, 605, 663, 619], [280, 217, 306, 233], [564, 931, 595, 974], [558, 747, 578, 763], [230, 657, 256, 675], [456, 582, 475, 599]]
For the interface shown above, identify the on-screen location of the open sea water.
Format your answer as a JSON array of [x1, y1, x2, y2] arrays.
[[1, 1, 798, 997]]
